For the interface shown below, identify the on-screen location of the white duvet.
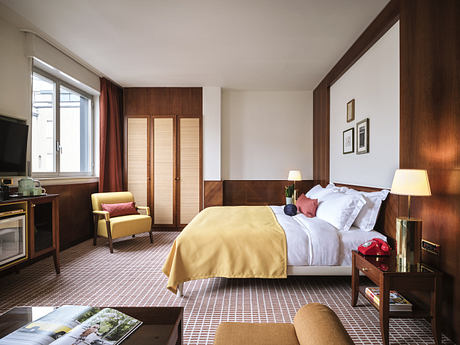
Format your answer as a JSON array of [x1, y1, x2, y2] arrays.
[[270, 206, 386, 266]]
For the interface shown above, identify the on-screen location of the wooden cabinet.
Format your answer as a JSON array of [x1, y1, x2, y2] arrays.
[[0, 194, 60, 274], [123, 87, 203, 231], [126, 115, 202, 230]]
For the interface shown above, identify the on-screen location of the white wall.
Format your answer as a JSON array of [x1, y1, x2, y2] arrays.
[[0, 18, 30, 122], [222, 90, 313, 180], [0, 15, 100, 183], [203, 87, 221, 180], [330, 21, 399, 188]]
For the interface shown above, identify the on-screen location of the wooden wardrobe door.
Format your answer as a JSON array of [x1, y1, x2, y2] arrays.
[[152, 117, 175, 226], [178, 117, 201, 225], [127, 117, 148, 206]]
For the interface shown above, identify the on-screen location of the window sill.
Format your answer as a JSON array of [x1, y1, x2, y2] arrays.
[[34, 176, 99, 186]]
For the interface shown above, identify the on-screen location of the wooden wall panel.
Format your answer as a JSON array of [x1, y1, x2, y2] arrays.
[[313, 82, 329, 185], [313, 0, 459, 340], [204, 181, 223, 208], [44, 182, 98, 250], [400, 0, 460, 340], [124, 87, 202, 116], [223, 180, 315, 206]]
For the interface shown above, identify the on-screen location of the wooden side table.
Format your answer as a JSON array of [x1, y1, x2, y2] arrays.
[[351, 250, 442, 345]]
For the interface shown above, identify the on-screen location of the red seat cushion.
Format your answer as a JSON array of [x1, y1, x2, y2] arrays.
[[297, 194, 318, 218], [101, 202, 139, 217]]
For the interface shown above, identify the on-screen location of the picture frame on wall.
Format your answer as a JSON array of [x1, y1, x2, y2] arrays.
[[356, 118, 369, 154], [343, 128, 354, 154], [347, 99, 355, 122]]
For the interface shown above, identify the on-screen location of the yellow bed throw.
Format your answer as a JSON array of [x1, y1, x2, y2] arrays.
[[162, 206, 287, 293]]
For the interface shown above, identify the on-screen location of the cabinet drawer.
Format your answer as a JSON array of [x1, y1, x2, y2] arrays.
[[355, 255, 380, 283]]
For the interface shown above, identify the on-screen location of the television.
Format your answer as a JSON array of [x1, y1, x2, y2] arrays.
[[0, 116, 29, 176]]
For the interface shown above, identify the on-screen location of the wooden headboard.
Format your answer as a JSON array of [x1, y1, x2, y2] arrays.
[[334, 183, 398, 245]]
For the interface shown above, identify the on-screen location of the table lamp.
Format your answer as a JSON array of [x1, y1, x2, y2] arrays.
[[288, 170, 302, 205], [390, 169, 431, 270]]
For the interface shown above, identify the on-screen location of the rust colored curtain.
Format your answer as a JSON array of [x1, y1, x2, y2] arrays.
[[99, 78, 123, 192]]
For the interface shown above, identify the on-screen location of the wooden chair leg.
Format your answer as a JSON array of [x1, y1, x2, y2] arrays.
[[149, 229, 153, 243], [93, 216, 98, 246], [105, 220, 113, 253]]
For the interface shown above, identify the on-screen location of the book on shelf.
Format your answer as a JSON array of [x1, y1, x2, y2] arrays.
[[0, 305, 142, 345], [365, 287, 413, 311]]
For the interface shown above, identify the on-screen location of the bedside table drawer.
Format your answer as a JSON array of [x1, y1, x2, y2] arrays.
[[355, 255, 380, 283]]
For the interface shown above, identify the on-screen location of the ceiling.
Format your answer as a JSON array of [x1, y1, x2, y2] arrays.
[[1, 0, 389, 90]]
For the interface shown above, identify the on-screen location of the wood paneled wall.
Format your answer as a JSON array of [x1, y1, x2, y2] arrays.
[[124, 87, 202, 116], [313, 0, 459, 340], [399, 0, 460, 339], [223, 180, 315, 206], [44, 182, 98, 250], [204, 181, 223, 208]]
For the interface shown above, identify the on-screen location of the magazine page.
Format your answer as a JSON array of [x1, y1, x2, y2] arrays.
[[51, 308, 142, 345], [0, 306, 99, 345]]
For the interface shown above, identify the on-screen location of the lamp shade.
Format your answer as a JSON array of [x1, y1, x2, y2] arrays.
[[288, 170, 302, 181], [390, 169, 431, 196]]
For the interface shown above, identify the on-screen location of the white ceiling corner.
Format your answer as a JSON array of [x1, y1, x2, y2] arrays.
[[0, 0, 389, 90]]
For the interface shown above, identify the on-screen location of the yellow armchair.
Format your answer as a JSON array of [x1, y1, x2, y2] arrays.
[[91, 192, 153, 253]]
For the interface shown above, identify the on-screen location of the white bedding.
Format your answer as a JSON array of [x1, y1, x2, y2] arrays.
[[270, 206, 386, 266]]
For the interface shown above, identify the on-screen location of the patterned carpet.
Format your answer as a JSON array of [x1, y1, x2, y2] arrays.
[[0, 232, 455, 345]]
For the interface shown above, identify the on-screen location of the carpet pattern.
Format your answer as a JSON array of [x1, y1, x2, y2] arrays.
[[0, 232, 455, 345]]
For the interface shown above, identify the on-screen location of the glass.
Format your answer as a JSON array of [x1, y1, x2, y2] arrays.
[[59, 86, 92, 173], [0, 215, 26, 266], [32, 73, 56, 173], [34, 202, 53, 252]]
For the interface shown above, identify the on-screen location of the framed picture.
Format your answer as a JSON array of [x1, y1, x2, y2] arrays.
[[343, 128, 354, 154], [356, 118, 369, 154], [347, 99, 355, 122]]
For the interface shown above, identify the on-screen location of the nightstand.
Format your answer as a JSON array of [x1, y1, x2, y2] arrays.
[[351, 250, 442, 345]]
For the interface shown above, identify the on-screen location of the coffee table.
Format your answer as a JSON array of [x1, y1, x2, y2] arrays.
[[0, 306, 183, 345]]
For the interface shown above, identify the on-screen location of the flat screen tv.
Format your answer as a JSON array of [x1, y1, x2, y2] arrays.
[[0, 116, 28, 176]]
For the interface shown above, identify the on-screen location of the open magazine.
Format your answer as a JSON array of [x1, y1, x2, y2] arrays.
[[0, 305, 142, 345]]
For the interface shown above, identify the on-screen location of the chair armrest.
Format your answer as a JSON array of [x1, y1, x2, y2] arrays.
[[93, 210, 110, 221], [136, 206, 150, 216]]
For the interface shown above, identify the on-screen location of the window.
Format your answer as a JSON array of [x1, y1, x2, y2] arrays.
[[32, 69, 93, 176]]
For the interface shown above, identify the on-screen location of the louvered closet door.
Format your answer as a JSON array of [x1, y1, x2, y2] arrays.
[[127, 117, 148, 206], [178, 117, 201, 225], [153, 117, 175, 225]]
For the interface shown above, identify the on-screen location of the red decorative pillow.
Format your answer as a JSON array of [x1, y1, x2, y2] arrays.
[[101, 202, 139, 217], [296, 194, 318, 218]]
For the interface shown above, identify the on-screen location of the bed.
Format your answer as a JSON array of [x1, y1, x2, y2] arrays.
[[163, 183, 390, 296]]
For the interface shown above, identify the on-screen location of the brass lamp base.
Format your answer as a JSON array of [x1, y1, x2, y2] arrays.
[[396, 217, 422, 272]]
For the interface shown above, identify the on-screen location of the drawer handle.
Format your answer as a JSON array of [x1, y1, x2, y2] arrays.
[[361, 267, 368, 272]]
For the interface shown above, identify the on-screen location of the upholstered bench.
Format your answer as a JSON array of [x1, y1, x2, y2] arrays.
[[213, 303, 355, 345]]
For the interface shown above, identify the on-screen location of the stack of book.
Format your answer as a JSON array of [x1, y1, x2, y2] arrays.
[[365, 287, 413, 312]]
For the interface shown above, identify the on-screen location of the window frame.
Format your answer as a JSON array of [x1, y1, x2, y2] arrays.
[[32, 67, 95, 178]]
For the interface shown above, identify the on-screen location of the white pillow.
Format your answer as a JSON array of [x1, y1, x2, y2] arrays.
[[305, 183, 339, 199], [315, 192, 366, 231], [305, 184, 324, 199], [345, 189, 390, 231]]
